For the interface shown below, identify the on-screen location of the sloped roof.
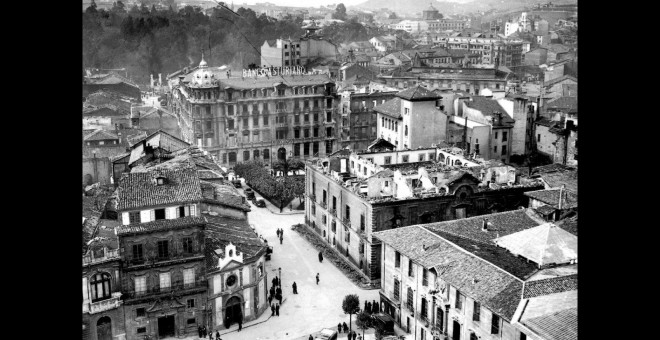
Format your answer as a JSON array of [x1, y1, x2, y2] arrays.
[[200, 180, 251, 212], [544, 75, 577, 88], [555, 214, 577, 236], [464, 97, 515, 124], [117, 216, 206, 235], [494, 223, 577, 266], [373, 97, 402, 119], [205, 215, 267, 269], [84, 129, 119, 142], [367, 138, 396, 151], [396, 85, 442, 101], [519, 290, 577, 340], [117, 168, 203, 211], [546, 96, 577, 112], [525, 189, 578, 209], [523, 274, 578, 299]]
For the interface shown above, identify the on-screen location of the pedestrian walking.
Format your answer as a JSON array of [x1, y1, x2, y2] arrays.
[[279, 234, 283, 244], [318, 251, 323, 263], [309, 335, 314, 340], [215, 330, 220, 340], [271, 303, 276, 316], [202, 326, 207, 338], [276, 286, 282, 295], [238, 319, 242, 332], [198, 325, 202, 338], [208, 331, 213, 340], [292, 281, 298, 294], [272, 276, 279, 287], [276, 229, 280, 238], [353, 330, 357, 340], [316, 273, 320, 285], [280, 228, 283, 237], [364, 300, 369, 313], [367, 302, 372, 314], [343, 322, 348, 333], [270, 285, 276, 297], [275, 303, 280, 316], [338, 323, 342, 333]]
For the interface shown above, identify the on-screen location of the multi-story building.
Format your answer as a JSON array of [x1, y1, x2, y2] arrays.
[[116, 168, 208, 340], [303, 147, 545, 283], [427, 33, 523, 67], [496, 95, 536, 157], [83, 195, 126, 340], [374, 210, 577, 340], [169, 58, 340, 170], [394, 20, 429, 34], [374, 85, 448, 150], [377, 67, 508, 94], [427, 19, 467, 31], [446, 96, 515, 163], [260, 23, 339, 68], [339, 90, 398, 151]]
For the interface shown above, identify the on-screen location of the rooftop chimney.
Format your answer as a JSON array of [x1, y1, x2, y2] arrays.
[[482, 218, 489, 231]]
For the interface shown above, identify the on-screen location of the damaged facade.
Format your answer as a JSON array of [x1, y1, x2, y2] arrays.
[[304, 146, 545, 283]]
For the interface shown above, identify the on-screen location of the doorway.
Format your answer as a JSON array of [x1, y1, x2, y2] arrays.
[[224, 296, 243, 329], [277, 147, 287, 161], [158, 315, 176, 338], [96, 316, 112, 340], [452, 320, 461, 340]]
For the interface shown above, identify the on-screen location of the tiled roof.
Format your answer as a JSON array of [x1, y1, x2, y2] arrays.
[[538, 170, 577, 194], [373, 97, 402, 118], [494, 223, 577, 266], [555, 214, 577, 236], [525, 189, 577, 209], [523, 274, 578, 299], [423, 209, 544, 243], [396, 85, 442, 101], [117, 216, 206, 236], [544, 75, 577, 88], [198, 169, 225, 179], [205, 215, 267, 269], [546, 96, 577, 112], [83, 105, 128, 117], [519, 290, 577, 340], [200, 180, 251, 212], [84, 129, 119, 141], [117, 168, 202, 210], [535, 117, 555, 127], [534, 204, 556, 216]]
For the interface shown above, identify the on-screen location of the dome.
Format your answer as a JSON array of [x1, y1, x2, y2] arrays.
[[199, 56, 208, 68]]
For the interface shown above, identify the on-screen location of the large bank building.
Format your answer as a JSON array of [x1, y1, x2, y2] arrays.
[[170, 58, 340, 169]]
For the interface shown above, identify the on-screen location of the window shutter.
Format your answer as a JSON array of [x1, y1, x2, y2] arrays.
[[191, 204, 197, 216], [140, 210, 150, 223], [122, 212, 130, 225], [150, 210, 155, 221], [166, 207, 176, 220]]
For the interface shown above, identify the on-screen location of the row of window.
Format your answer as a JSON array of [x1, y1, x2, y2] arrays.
[[127, 205, 195, 225], [133, 268, 196, 294], [131, 238, 195, 262]]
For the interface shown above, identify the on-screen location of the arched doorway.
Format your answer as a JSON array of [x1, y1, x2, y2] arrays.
[[277, 147, 287, 161], [96, 316, 112, 340], [224, 296, 243, 329]]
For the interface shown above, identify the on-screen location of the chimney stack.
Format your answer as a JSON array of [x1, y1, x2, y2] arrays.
[[482, 218, 489, 231]]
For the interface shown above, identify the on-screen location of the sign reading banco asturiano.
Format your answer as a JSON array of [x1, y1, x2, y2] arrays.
[[242, 66, 308, 78]]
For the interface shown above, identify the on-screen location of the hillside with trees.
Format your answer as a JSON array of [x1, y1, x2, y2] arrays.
[[83, 1, 398, 84]]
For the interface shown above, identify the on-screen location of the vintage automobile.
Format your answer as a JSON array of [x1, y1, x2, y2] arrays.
[[254, 198, 266, 208], [244, 188, 255, 200], [231, 179, 242, 188], [314, 328, 337, 340]]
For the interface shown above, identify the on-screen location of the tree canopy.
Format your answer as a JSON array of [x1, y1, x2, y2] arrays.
[[332, 3, 348, 21], [342, 294, 361, 333]]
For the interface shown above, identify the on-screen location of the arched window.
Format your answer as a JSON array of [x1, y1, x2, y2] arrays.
[[90, 272, 112, 302]]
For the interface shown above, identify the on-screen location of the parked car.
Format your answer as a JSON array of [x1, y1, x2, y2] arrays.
[[244, 188, 255, 200], [231, 179, 242, 188], [254, 198, 266, 207], [314, 328, 337, 340]]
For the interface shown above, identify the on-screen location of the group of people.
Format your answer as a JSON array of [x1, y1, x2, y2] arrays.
[[276, 228, 284, 244], [269, 276, 283, 316], [364, 300, 381, 314], [337, 323, 361, 340], [197, 326, 222, 340]]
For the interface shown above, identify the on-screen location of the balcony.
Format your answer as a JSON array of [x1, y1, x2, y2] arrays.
[[89, 293, 122, 314], [124, 281, 207, 301], [329, 208, 337, 217], [83, 249, 120, 266]]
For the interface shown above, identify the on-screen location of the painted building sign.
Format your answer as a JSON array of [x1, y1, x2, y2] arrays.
[[242, 66, 308, 78]]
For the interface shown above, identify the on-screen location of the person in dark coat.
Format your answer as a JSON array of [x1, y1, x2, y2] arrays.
[[309, 335, 314, 340], [270, 285, 276, 297], [276, 229, 280, 238], [279, 234, 283, 244], [275, 303, 280, 316], [276, 292, 282, 303], [366, 302, 372, 314], [343, 322, 348, 333], [202, 326, 207, 338], [198, 325, 203, 338], [316, 273, 320, 285], [318, 251, 323, 263], [272, 276, 278, 287], [372, 300, 379, 313], [271, 303, 276, 316], [292, 281, 298, 294], [238, 318, 242, 332], [215, 330, 220, 340], [337, 323, 342, 333], [364, 300, 369, 313], [208, 331, 212, 340], [353, 331, 357, 340]]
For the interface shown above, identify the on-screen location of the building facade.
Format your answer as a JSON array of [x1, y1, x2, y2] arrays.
[[303, 148, 545, 282], [377, 67, 507, 95], [260, 24, 339, 68], [375, 86, 448, 150], [427, 33, 524, 67], [339, 90, 398, 151], [116, 169, 208, 340], [170, 58, 340, 170]]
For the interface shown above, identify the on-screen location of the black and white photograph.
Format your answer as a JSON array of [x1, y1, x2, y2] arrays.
[[82, 0, 577, 339]]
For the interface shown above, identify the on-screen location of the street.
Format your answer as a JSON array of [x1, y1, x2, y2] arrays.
[[216, 181, 380, 340]]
